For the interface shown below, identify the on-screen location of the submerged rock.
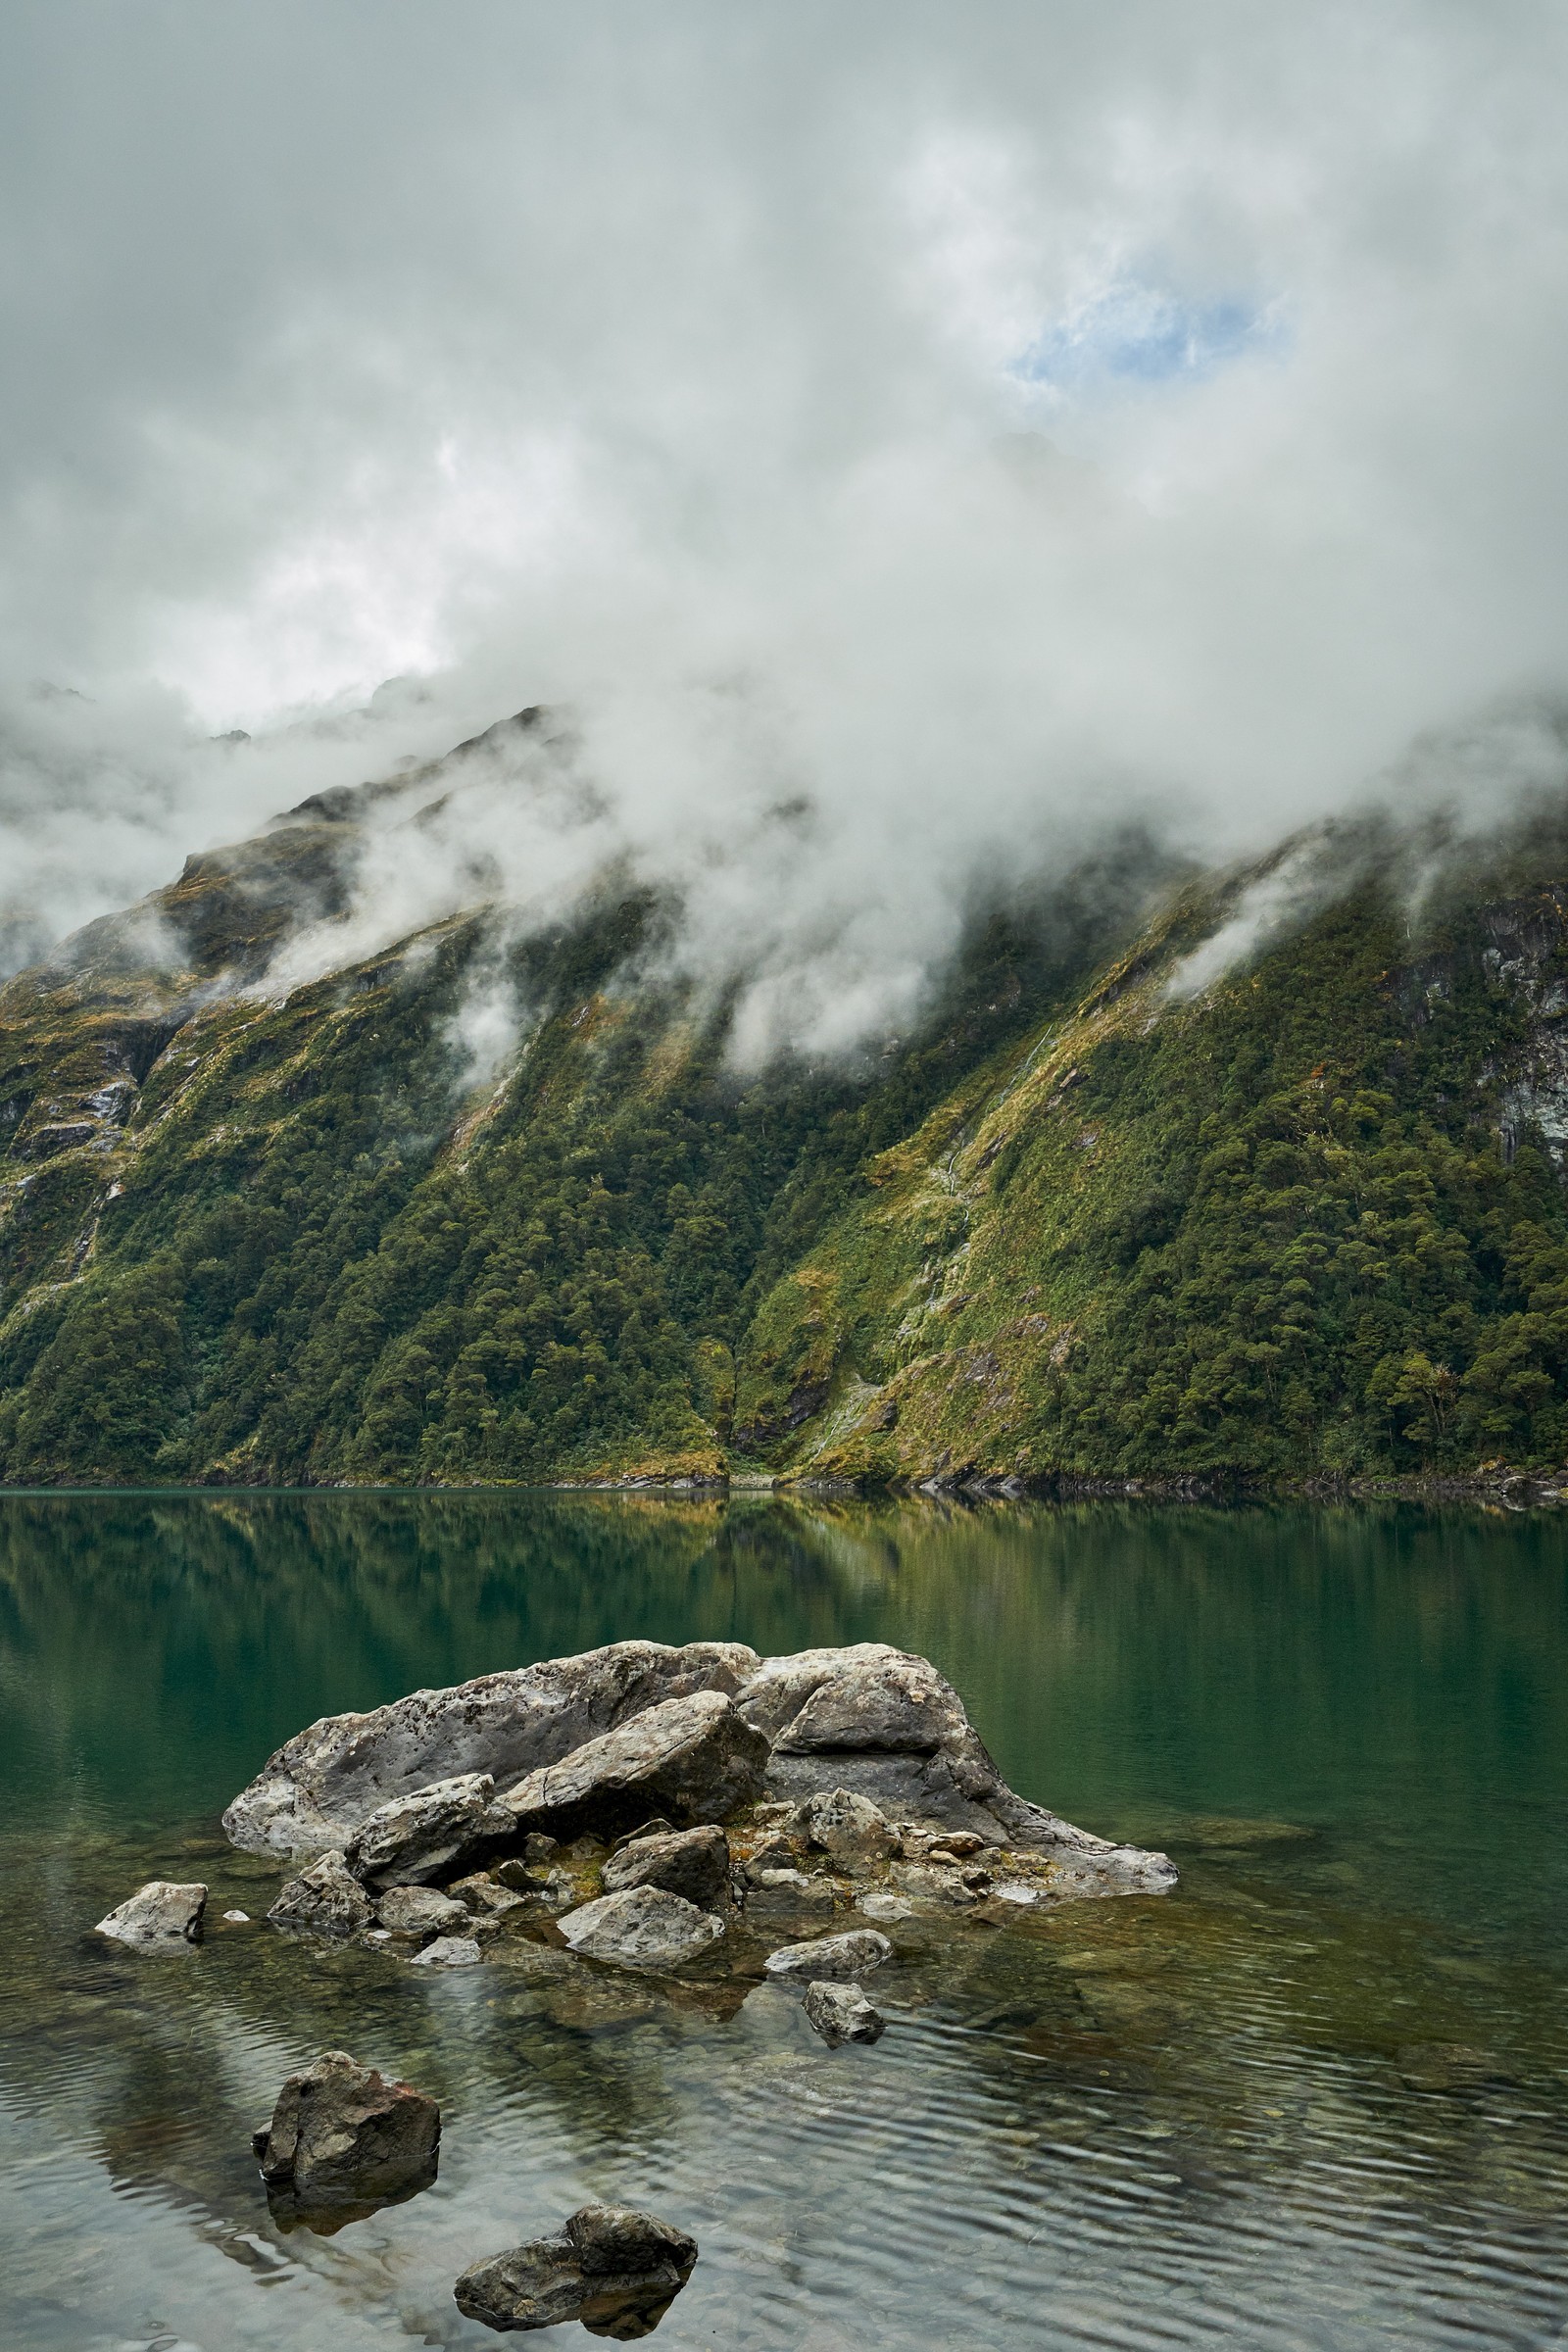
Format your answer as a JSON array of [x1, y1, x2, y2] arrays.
[[501, 1691, 768, 1842], [345, 1773, 504, 1889], [253, 2049, 439, 2215], [1396, 2041, 1507, 2093], [560, 1886, 726, 1973], [270, 1850, 373, 1938], [602, 1824, 731, 1910], [375, 1884, 469, 1937], [763, 1928, 892, 1982], [95, 1879, 207, 1946], [803, 1979, 886, 2046], [857, 1890, 914, 1922], [411, 1934, 483, 1968], [455, 2202, 698, 2337]]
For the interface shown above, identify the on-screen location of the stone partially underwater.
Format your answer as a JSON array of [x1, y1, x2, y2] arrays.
[[221, 1638, 1174, 1901], [252, 2049, 441, 2232], [455, 2202, 699, 2337]]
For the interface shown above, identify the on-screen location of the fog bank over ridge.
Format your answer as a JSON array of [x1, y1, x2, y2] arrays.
[[4, 5, 1568, 1046]]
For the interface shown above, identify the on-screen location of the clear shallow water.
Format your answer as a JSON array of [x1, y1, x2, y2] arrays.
[[1, 1492, 1566, 2350]]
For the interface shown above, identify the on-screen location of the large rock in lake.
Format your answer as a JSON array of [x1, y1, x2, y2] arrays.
[[253, 2049, 439, 2212], [455, 2202, 698, 2336], [221, 1638, 1174, 1901], [222, 1641, 760, 1856], [744, 1644, 1174, 1891]]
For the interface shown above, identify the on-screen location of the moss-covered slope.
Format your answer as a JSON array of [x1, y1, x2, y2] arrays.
[[4, 742, 1568, 1489]]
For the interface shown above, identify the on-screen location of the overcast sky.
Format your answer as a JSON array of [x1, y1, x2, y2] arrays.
[[5, 3, 1568, 1032]]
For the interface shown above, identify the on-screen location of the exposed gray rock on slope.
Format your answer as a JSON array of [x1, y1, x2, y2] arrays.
[[222, 1637, 1174, 1900]]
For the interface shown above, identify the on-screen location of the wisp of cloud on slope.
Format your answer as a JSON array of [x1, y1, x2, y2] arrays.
[[4, 3, 1568, 1047]]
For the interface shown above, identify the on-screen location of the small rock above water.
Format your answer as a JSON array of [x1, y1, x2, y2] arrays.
[[455, 2202, 698, 2337], [803, 1979, 886, 2046], [448, 1870, 530, 1918], [270, 1851, 374, 1938], [794, 1788, 898, 1870], [344, 1773, 503, 1889], [253, 2049, 440, 2215], [560, 1886, 726, 1974], [375, 1885, 469, 1937], [94, 1879, 207, 1946], [763, 1928, 893, 1982], [602, 1824, 731, 1910]]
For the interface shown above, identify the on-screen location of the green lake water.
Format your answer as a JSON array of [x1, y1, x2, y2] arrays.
[[1, 1492, 1565, 2350]]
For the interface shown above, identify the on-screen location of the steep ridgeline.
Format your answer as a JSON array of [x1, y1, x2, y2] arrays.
[[4, 725, 1568, 1489]]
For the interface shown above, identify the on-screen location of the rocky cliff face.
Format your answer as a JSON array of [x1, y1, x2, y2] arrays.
[[3, 720, 1568, 1488]]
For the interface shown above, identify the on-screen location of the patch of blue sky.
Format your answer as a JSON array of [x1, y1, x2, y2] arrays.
[[1013, 282, 1284, 393]]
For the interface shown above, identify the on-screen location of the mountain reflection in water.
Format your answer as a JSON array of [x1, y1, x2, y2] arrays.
[[1, 1493, 1565, 2348]]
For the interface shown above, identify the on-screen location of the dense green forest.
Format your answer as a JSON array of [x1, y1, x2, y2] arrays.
[[4, 734, 1568, 1490]]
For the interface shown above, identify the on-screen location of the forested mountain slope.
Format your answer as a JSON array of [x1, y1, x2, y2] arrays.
[[4, 720, 1568, 1490]]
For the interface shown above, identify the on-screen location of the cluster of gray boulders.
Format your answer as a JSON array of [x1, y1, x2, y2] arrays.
[[217, 1640, 1173, 1890], [94, 1641, 1174, 2332]]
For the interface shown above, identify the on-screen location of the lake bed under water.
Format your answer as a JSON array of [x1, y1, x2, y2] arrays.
[[1, 1493, 1565, 2350]]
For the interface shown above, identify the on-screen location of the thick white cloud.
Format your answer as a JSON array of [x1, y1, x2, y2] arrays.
[[4, 3, 1568, 1032]]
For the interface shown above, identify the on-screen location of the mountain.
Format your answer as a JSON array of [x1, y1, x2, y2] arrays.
[[4, 716, 1568, 1492]]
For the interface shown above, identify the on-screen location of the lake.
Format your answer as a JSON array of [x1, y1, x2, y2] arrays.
[[1, 1492, 1565, 2349]]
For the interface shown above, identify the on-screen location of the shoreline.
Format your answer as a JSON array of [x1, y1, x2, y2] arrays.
[[0, 1468, 1562, 1506]]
